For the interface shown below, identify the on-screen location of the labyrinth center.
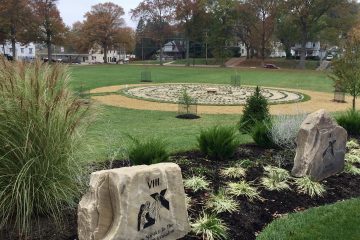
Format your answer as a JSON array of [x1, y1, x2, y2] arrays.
[[122, 84, 304, 105]]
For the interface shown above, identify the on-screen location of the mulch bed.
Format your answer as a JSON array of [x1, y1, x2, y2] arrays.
[[2, 144, 360, 240]]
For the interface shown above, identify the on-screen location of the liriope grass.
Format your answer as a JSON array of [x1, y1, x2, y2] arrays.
[[0, 59, 90, 236], [261, 166, 291, 191], [220, 165, 246, 179], [294, 177, 326, 198], [206, 189, 240, 214], [191, 212, 229, 240], [184, 176, 210, 192], [227, 181, 262, 201]]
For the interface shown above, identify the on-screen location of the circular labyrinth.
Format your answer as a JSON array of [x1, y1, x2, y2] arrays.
[[121, 84, 305, 105]]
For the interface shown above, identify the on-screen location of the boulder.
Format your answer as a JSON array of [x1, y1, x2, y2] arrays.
[[78, 163, 190, 240], [292, 109, 347, 181]]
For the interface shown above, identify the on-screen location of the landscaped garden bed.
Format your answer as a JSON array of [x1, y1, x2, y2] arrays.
[[2, 142, 359, 240]]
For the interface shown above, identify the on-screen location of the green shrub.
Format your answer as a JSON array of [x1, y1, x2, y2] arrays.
[[128, 137, 169, 165], [250, 120, 274, 148], [336, 109, 360, 136], [0, 60, 90, 235], [197, 126, 239, 160], [239, 86, 270, 133]]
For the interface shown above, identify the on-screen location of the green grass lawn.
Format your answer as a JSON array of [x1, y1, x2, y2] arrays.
[[257, 198, 360, 240], [69, 64, 333, 160], [81, 105, 251, 162], [70, 64, 332, 93], [171, 58, 223, 65]]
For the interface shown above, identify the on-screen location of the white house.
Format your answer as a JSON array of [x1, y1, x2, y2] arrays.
[[291, 41, 326, 59], [0, 41, 36, 60]]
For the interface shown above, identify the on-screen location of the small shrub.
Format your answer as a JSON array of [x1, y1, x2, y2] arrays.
[[346, 139, 359, 149], [198, 126, 239, 160], [336, 109, 360, 136], [220, 166, 246, 178], [344, 162, 360, 175], [184, 176, 210, 192], [227, 181, 262, 201], [261, 166, 290, 191], [294, 177, 326, 198], [250, 120, 274, 148], [128, 137, 169, 165], [270, 113, 307, 149], [345, 152, 360, 164], [0, 60, 90, 235], [239, 86, 270, 133], [206, 189, 240, 214], [191, 212, 229, 240]]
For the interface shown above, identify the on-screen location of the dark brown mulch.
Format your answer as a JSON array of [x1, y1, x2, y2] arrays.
[[2, 144, 360, 240]]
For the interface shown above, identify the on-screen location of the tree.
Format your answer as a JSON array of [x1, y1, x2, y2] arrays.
[[82, 2, 125, 63], [275, 12, 300, 59], [131, 0, 176, 66], [0, 0, 33, 59], [286, 0, 346, 69], [134, 18, 158, 60], [235, 1, 257, 59], [249, 0, 279, 64], [32, 0, 66, 61], [113, 27, 136, 56], [175, 0, 207, 66], [239, 86, 270, 133], [206, 0, 237, 65], [331, 26, 360, 110]]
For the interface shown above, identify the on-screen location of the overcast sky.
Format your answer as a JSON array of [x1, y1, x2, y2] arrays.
[[57, 0, 142, 29]]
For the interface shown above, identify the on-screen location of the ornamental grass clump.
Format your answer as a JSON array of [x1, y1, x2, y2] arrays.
[[270, 114, 307, 149], [227, 181, 261, 201], [128, 137, 169, 165], [336, 109, 360, 136], [261, 166, 291, 191], [220, 165, 246, 178], [197, 125, 239, 161], [206, 189, 239, 214], [191, 212, 229, 240], [0, 59, 90, 236], [184, 176, 210, 192], [294, 177, 326, 198]]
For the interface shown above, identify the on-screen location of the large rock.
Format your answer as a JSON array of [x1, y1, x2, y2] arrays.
[[78, 163, 190, 240], [292, 109, 347, 181]]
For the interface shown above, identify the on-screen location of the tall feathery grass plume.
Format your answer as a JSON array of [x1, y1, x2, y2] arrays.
[[0, 59, 91, 236]]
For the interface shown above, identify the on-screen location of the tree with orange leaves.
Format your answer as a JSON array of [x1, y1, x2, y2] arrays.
[[0, 0, 34, 59], [31, 0, 66, 61], [82, 2, 125, 63], [131, 0, 176, 65]]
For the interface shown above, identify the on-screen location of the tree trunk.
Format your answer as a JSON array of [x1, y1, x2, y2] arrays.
[[299, 40, 306, 69], [47, 33, 52, 62], [159, 40, 163, 66], [246, 45, 250, 59], [11, 38, 16, 60], [104, 45, 108, 63], [186, 38, 190, 67], [353, 95, 356, 111]]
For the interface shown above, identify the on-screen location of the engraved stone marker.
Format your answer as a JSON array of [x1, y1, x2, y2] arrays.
[[78, 163, 190, 240], [292, 109, 347, 181]]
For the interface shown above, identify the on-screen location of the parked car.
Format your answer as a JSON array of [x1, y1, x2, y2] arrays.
[[264, 64, 279, 69], [43, 58, 62, 63], [326, 55, 334, 61]]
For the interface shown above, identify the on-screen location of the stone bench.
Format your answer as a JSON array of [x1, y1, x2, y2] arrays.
[[206, 88, 217, 94]]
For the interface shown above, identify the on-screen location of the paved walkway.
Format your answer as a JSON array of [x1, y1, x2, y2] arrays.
[[90, 84, 359, 115]]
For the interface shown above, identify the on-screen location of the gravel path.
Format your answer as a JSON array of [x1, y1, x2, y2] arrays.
[[91, 84, 359, 115]]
